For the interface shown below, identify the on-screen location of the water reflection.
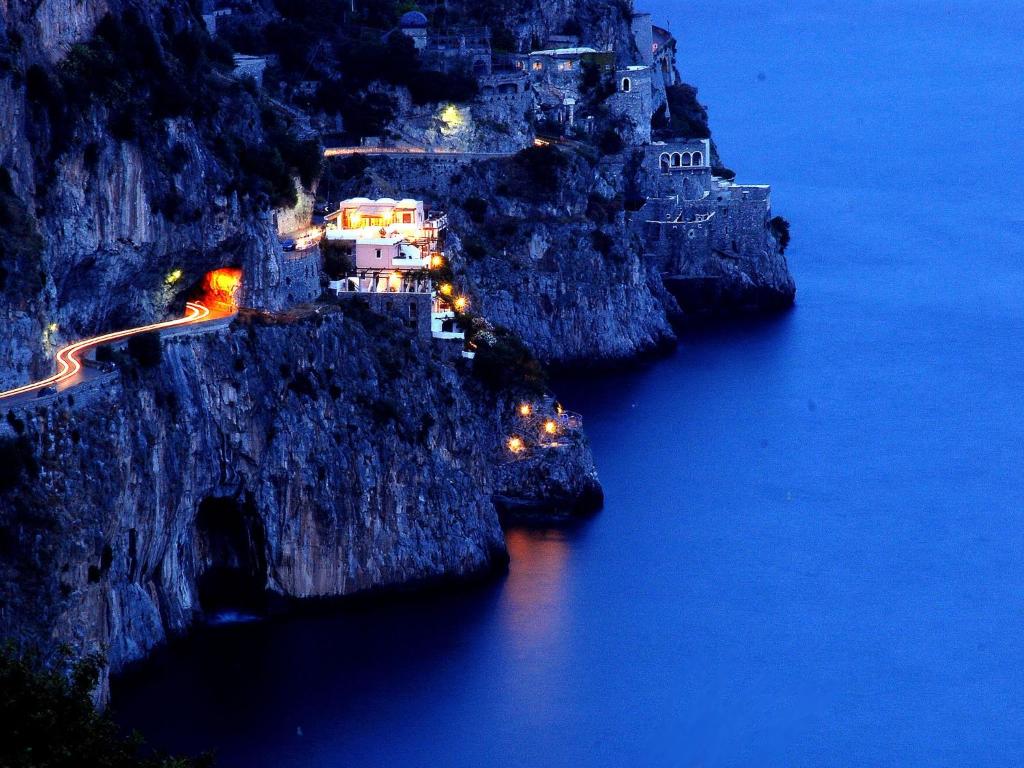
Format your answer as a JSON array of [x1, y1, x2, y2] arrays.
[[500, 528, 572, 653]]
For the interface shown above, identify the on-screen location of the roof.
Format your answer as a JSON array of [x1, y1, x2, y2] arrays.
[[338, 197, 423, 208], [399, 10, 428, 28], [529, 46, 599, 57], [353, 236, 405, 246]]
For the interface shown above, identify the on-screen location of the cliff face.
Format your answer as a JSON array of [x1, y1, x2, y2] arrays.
[[0, 0, 296, 388], [327, 151, 679, 367], [0, 0, 795, 705], [0, 307, 518, 689]]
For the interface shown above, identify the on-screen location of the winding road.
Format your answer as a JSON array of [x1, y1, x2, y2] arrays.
[[0, 301, 219, 404], [323, 146, 516, 159]]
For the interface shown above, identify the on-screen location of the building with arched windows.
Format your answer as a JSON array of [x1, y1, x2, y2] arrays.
[[607, 66, 655, 143], [638, 139, 776, 269]]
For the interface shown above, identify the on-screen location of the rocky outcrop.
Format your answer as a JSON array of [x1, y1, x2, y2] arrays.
[[0, 305, 600, 697], [0, 0, 301, 388], [326, 151, 680, 367]]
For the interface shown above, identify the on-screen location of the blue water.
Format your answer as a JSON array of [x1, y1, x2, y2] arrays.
[[114, 2, 1024, 765]]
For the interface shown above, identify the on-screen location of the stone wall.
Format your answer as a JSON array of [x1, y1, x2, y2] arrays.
[[335, 291, 434, 342], [279, 250, 323, 307]]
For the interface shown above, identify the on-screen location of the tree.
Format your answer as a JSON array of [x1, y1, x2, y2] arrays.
[[0, 644, 212, 767], [127, 331, 162, 369], [770, 216, 791, 253]]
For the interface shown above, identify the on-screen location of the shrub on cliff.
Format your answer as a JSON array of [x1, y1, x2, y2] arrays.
[[0, 167, 46, 297], [322, 240, 355, 280], [473, 327, 547, 395], [0, 436, 37, 493], [509, 145, 569, 196], [127, 331, 163, 369], [597, 128, 624, 155], [0, 644, 212, 767], [407, 70, 478, 106], [770, 216, 791, 253], [662, 84, 712, 140], [463, 196, 488, 223]]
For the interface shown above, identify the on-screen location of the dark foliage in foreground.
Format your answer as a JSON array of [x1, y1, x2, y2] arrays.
[[0, 644, 212, 767]]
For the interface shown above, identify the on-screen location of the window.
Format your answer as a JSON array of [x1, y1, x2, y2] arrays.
[[682, 152, 691, 166], [671, 152, 681, 167], [692, 151, 703, 166], [532, 61, 543, 70], [402, 213, 412, 223], [621, 77, 632, 92], [660, 153, 670, 172], [375, 248, 382, 259]]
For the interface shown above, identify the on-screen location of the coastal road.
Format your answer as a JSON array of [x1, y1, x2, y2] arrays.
[[323, 146, 516, 159], [0, 301, 228, 406]]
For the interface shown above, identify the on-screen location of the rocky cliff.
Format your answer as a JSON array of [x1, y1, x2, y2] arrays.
[[0, 305, 601, 698], [0, 0, 793, 707], [0, 0, 310, 389]]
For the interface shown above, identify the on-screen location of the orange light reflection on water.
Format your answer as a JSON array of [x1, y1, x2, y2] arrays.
[[500, 528, 571, 654]]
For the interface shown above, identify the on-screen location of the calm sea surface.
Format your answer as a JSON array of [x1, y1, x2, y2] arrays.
[[114, 2, 1024, 764]]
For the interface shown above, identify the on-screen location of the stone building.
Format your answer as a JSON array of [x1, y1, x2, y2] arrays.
[[231, 54, 267, 86], [637, 139, 775, 270], [607, 65, 654, 143], [397, 13, 493, 76]]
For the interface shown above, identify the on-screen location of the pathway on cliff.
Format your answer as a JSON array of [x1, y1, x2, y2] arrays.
[[0, 301, 232, 406], [323, 146, 517, 159]]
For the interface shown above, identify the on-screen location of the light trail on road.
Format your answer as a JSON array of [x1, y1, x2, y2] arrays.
[[0, 301, 212, 401]]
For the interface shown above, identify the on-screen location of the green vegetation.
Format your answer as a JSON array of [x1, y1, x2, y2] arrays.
[[0, 435, 37, 493], [321, 240, 355, 280], [462, 196, 489, 223], [655, 84, 712, 140], [472, 327, 547, 395], [0, 167, 45, 296], [507, 145, 569, 198], [0, 644, 212, 767], [770, 215, 791, 253], [24, 11, 319, 211], [591, 230, 615, 258], [223, 8, 477, 142], [127, 331, 162, 369], [597, 128, 624, 155]]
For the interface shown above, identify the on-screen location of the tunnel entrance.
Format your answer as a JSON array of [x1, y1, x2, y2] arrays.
[[194, 495, 268, 618], [199, 267, 243, 312]]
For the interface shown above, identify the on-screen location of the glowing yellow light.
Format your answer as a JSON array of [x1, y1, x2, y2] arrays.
[[556, 403, 564, 415], [454, 296, 468, 312], [430, 254, 444, 268], [508, 436, 525, 453], [543, 419, 558, 435], [48, 322, 59, 333], [165, 268, 183, 285], [519, 403, 532, 417], [350, 211, 361, 227], [440, 104, 464, 127], [439, 283, 453, 296]]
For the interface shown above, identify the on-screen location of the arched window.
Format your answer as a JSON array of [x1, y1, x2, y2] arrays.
[[621, 77, 631, 92], [660, 153, 670, 172], [682, 152, 692, 166], [671, 152, 682, 167], [692, 151, 703, 166]]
